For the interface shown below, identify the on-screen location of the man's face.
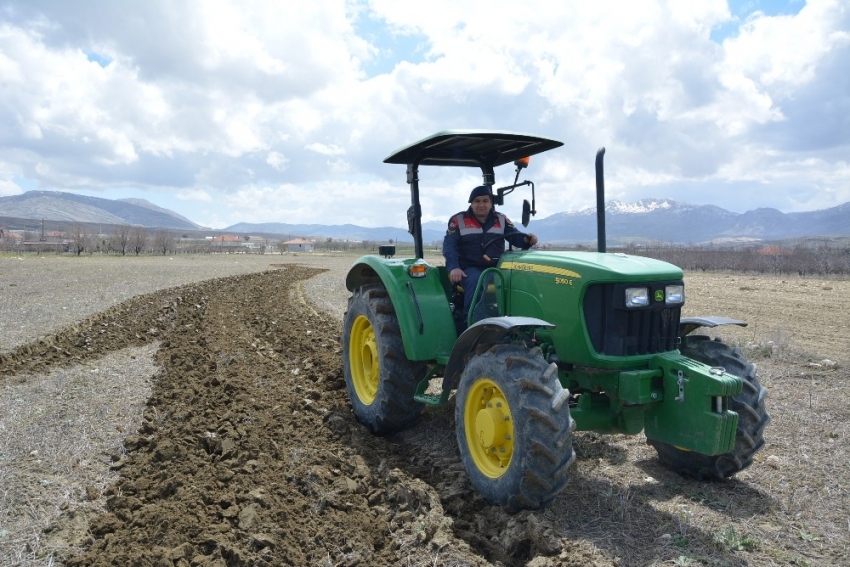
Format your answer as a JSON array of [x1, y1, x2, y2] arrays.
[[471, 195, 492, 220]]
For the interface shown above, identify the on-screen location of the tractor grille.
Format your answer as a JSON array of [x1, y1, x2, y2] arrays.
[[583, 282, 682, 356]]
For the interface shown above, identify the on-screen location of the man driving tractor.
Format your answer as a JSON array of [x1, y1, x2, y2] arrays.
[[442, 184, 538, 326]]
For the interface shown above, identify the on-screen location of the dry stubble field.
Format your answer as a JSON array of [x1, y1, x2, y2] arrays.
[[0, 252, 848, 566]]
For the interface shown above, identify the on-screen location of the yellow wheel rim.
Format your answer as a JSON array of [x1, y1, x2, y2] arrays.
[[463, 378, 514, 478], [349, 314, 379, 405]]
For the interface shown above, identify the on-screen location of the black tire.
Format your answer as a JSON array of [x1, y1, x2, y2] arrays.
[[648, 335, 771, 479], [342, 285, 426, 435], [455, 344, 575, 511]]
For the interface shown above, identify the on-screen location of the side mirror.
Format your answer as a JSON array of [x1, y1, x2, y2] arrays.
[[521, 199, 531, 227]]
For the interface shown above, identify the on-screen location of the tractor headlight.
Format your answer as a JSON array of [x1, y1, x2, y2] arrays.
[[624, 287, 649, 308], [665, 284, 684, 305]]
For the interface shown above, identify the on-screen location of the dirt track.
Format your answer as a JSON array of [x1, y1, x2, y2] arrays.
[[1, 260, 848, 566]]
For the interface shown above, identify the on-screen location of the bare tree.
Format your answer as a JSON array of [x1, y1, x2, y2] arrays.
[[153, 229, 175, 255], [130, 226, 148, 255], [111, 225, 132, 255], [67, 222, 92, 256]]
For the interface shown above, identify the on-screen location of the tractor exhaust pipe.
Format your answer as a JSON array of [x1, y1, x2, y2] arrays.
[[595, 147, 606, 253]]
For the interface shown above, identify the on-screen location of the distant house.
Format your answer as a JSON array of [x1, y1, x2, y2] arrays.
[[211, 234, 250, 252], [211, 234, 239, 243], [283, 238, 314, 252]]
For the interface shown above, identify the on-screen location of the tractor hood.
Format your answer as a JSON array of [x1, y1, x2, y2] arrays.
[[499, 250, 684, 282]]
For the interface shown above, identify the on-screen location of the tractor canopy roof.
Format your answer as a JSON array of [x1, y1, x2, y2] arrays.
[[384, 130, 563, 169]]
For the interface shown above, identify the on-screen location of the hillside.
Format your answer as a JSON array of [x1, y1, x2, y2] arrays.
[[0, 191, 200, 230]]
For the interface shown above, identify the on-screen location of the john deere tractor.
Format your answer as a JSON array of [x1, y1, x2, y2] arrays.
[[342, 131, 770, 511]]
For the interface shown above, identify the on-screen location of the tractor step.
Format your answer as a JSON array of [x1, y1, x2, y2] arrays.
[[413, 366, 451, 407], [414, 393, 444, 406]]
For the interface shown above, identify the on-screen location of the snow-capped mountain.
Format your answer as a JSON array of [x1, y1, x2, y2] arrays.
[[531, 198, 846, 245]]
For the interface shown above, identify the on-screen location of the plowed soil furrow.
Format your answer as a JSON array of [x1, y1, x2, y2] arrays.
[[14, 266, 485, 567]]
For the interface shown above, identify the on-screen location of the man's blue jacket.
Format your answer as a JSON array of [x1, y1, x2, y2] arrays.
[[442, 207, 530, 272]]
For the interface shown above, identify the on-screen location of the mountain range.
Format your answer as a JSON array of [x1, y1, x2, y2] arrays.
[[0, 191, 200, 230], [1, 191, 848, 245], [227, 198, 850, 245], [528, 198, 850, 245]]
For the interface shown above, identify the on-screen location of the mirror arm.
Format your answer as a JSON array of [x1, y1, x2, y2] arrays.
[[529, 181, 536, 216], [495, 180, 531, 202]]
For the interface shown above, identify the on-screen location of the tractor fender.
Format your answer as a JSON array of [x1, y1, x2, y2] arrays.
[[679, 316, 747, 338], [442, 316, 555, 390], [345, 255, 457, 361]]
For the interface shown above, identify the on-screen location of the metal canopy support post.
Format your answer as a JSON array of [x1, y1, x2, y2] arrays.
[[481, 165, 495, 188], [407, 163, 424, 259]]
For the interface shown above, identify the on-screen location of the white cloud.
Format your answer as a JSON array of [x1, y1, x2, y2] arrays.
[[176, 189, 212, 203], [724, 0, 849, 88], [327, 159, 351, 173], [0, 178, 22, 197], [305, 143, 346, 156], [0, 0, 847, 229], [211, 178, 406, 228], [266, 151, 289, 171]]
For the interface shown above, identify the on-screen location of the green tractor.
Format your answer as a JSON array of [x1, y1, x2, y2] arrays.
[[342, 131, 770, 511]]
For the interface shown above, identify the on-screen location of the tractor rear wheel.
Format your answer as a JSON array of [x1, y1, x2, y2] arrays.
[[455, 344, 575, 511], [649, 335, 771, 479], [343, 285, 426, 435]]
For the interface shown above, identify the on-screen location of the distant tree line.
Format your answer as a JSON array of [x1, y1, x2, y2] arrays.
[[1, 224, 181, 256], [3, 227, 849, 275], [1, 227, 403, 256], [610, 242, 850, 276]]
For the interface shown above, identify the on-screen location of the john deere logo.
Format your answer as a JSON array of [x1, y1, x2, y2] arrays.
[[654, 290, 665, 302]]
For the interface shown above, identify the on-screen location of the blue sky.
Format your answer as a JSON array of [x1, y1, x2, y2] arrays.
[[712, 0, 805, 41], [0, 0, 847, 230]]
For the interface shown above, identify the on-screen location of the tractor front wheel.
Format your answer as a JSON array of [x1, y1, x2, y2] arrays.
[[343, 285, 426, 435], [649, 335, 771, 479], [455, 344, 575, 511]]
